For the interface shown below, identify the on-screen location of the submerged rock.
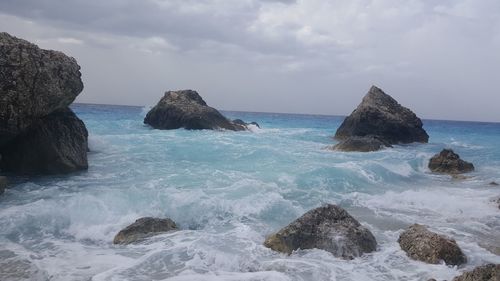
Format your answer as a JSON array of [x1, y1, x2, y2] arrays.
[[233, 119, 260, 129], [334, 86, 428, 151], [489, 182, 499, 186], [428, 149, 474, 174], [264, 204, 377, 259], [332, 136, 392, 152], [0, 32, 83, 146], [452, 264, 499, 281], [144, 90, 246, 131], [113, 217, 178, 245], [0, 176, 6, 195], [398, 224, 466, 266], [0, 108, 88, 175]]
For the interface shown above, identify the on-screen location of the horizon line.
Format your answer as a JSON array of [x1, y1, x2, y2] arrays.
[[72, 102, 500, 125]]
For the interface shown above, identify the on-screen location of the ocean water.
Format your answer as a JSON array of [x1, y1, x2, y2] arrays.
[[0, 103, 499, 281]]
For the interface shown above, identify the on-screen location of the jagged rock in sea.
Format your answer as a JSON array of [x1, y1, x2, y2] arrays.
[[0, 108, 88, 175], [332, 135, 392, 152], [232, 119, 260, 129], [113, 217, 178, 245], [264, 204, 377, 259], [144, 90, 247, 131], [452, 264, 499, 281], [334, 86, 428, 151], [428, 149, 474, 174], [0, 32, 88, 175], [0, 176, 6, 195], [488, 181, 498, 186], [398, 224, 467, 266], [0, 32, 83, 146]]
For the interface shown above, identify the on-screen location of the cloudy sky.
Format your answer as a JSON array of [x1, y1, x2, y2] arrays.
[[1, 0, 499, 122]]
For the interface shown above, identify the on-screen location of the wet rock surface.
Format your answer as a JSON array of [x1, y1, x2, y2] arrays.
[[398, 224, 467, 266], [264, 204, 377, 259], [332, 135, 391, 152], [428, 149, 474, 174], [113, 217, 178, 245], [144, 90, 246, 131], [0, 108, 88, 175], [334, 86, 428, 151], [452, 264, 500, 281]]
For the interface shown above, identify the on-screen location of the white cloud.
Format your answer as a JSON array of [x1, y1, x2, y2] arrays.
[[0, 0, 499, 121]]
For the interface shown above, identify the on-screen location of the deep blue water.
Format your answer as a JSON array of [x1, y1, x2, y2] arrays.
[[0, 103, 499, 281]]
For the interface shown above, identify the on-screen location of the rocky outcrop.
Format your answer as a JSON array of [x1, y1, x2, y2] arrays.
[[428, 149, 474, 174], [452, 264, 499, 281], [264, 204, 377, 259], [0, 32, 87, 175], [398, 224, 466, 266], [489, 182, 499, 186], [113, 217, 178, 245], [0, 108, 88, 175], [144, 90, 247, 131], [332, 136, 391, 152], [334, 86, 428, 151], [0, 176, 6, 195], [0, 32, 83, 146], [233, 119, 260, 129]]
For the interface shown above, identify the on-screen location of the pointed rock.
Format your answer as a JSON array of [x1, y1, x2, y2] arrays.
[[334, 86, 428, 151], [428, 149, 474, 174], [264, 204, 377, 259], [144, 90, 247, 131]]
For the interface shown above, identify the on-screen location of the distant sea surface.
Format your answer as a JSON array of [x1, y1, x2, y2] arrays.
[[1, 103, 499, 281]]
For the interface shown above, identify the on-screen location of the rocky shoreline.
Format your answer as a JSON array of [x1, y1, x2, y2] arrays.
[[1, 32, 498, 281]]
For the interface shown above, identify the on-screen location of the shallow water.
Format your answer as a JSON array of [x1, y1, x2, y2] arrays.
[[0, 104, 499, 281]]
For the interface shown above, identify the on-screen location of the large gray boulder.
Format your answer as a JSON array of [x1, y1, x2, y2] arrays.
[[264, 204, 377, 259], [144, 90, 247, 131], [0, 32, 87, 175], [0, 32, 83, 146], [452, 264, 499, 281], [398, 224, 467, 266], [113, 217, 178, 245], [334, 86, 428, 151], [429, 149, 474, 174]]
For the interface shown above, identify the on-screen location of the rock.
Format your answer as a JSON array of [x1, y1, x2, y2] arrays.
[[334, 86, 429, 149], [144, 90, 246, 131], [428, 149, 474, 174], [0, 176, 6, 195], [452, 264, 499, 281], [489, 182, 499, 186], [264, 204, 377, 259], [0, 32, 83, 145], [332, 135, 392, 152], [233, 119, 260, 129], [0, 108, 88, 175], [113, 217, 178, 245], [398, 224, 466, 266]]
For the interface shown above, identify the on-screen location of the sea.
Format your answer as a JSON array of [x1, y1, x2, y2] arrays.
[[0, 103, 499, 281]]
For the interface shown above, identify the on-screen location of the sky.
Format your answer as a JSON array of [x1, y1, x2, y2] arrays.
[[1, 0, 500, 122]]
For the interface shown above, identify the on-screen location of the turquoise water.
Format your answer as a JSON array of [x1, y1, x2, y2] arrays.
[[0, 103, 499, 281]]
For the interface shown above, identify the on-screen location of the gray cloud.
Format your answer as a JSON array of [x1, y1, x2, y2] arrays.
[[1, 0, 499, 121]]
